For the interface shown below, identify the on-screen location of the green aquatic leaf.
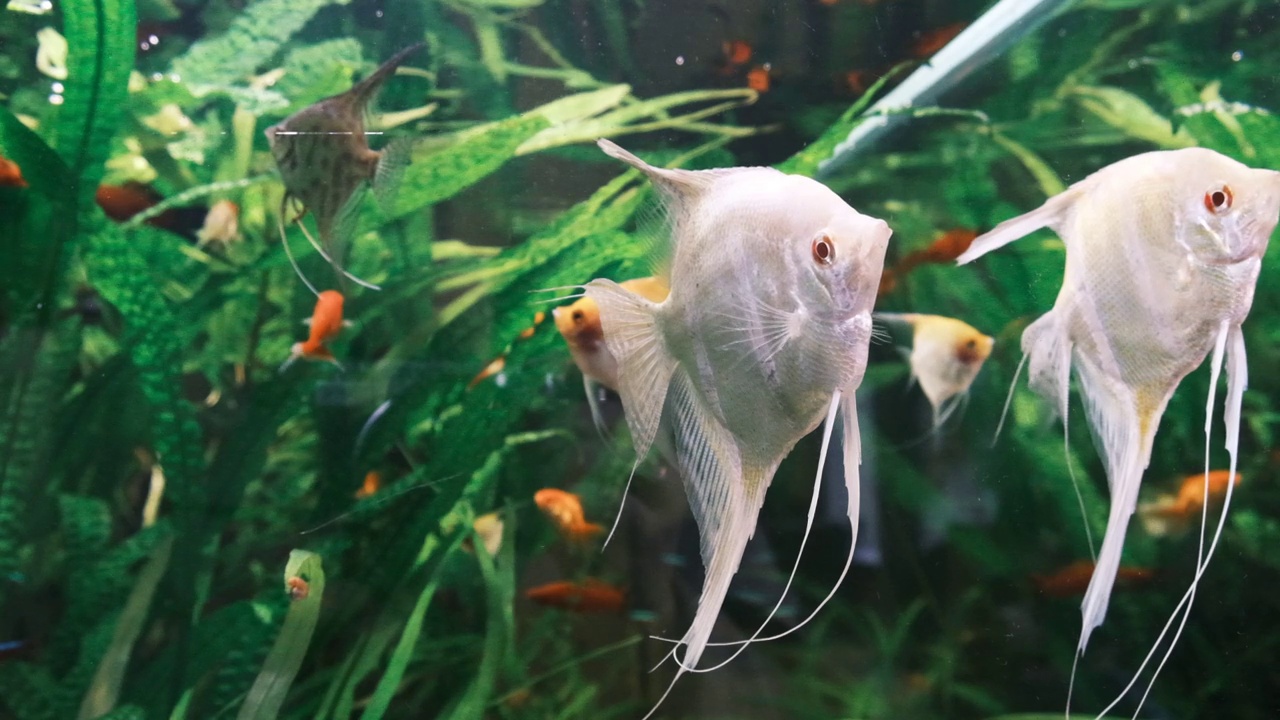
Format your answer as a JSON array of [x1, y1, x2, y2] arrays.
[[236, 550, 325, 720], [777, 67, 906, 177], [273, 38, 365, 112], [358, 523, 470, 720], [52, 0, 136, 197], [171, 0, 351, 91], [1072, 85, 1195, 149], [77, 532, 175, 719], [386, 113, 551, 219]]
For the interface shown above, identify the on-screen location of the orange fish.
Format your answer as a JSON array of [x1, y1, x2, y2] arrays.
[[526, 579, 625, 613], [468, 355, 506, 389], [747, 64, 772, 93], [518, 310, 546, 340], [722, 40, 753, 66], [1140, 470, 1243, 537], [283, 290, 346, 370], [554, 276, 669, 429], [286, 576, 310, 601], [0, 157, 28, 188], [895, 228, 978, 275], [1032, 560, 1155, 598], [96, 182, 160, 222], [534, 488, 604, 543], [910, 22, 967, 59], [355, 470, 381, 499]]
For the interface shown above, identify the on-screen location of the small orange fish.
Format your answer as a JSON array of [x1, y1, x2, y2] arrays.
[[517, 311, 546, 340], [355, 470, 381, 499], [526, 578, 625, 613], [1140, 470, 1243, 536], [534, 488, 604, 543], [895, 228, 978, 276], [96, 182, 160, 222], [468, 355, 506, 389], [910, 22, 967, 59], [1032, 560, 1155, 598], [722, 40, 753, 67], [747, 64, 772, 93], [0, 157, 28, 188], [283, 290, 346, 369], [197, 199, 240, 248]]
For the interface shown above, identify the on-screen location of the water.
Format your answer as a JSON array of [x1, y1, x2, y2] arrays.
[[2, 1, 1279, 718]]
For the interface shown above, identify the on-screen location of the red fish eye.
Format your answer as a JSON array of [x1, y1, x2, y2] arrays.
[[1204, 186, 1233, 213], [812, 235, 835, 265]]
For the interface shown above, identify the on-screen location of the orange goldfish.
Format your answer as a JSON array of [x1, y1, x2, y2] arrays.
[[534, 488, 604, 543], [554, 276, 669, 429], [747, 64, 772, 93], [875, 313, 994, 427], [0, 157, 28, 188], [283, 290, 346, 370], [1140, 470, 1244, 537], [266, 43, 423, 292], [1032, 560, 1154, 599], [196, 199, 240, 248], [895, 228, 978, 275], [526, 578, 625, 613], [355, 470, 381, 499], [468, 355, 506, 389]]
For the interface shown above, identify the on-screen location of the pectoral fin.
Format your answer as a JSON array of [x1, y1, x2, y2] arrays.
[[583, 278, 676, 461]]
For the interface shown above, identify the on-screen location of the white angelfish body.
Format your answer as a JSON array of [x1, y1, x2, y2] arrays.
[[585, 139, 890, 717], [958, 146, 1280, 713]]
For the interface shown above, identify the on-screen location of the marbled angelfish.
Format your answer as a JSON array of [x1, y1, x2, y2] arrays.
[[266, 43, 423, 293], [958, 147, 1280, 714], [584, 139, 890, 717]]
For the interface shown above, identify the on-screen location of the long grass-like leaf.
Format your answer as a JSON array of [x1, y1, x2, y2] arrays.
[[236, 551, 326, 720], [78, 533, 175, 719]]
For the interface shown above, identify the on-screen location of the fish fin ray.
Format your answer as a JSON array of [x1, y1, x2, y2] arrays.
[[1074, 356, 1168, 656], [956, 188, 1078, 265], [584, 375, 609, 438], [373, 136, 413, 209], [584, 278, 675, 459]]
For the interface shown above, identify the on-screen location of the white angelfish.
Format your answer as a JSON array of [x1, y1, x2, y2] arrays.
[[876, 312, 994, 427], [958, 147, 1280, 714], [585, 139, 890, 717]]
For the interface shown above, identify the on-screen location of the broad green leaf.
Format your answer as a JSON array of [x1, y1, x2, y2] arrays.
[[1072, 85, 1194, 149], [171, 0, 351, 91]]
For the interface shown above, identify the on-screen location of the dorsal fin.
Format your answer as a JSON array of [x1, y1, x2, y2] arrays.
[[348, 42, 426, 110], [596, 138, 747, 202]]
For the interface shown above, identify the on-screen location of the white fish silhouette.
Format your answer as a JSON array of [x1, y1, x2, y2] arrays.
[[584, 139, 890, 717], [958, 146, 1280, 714]]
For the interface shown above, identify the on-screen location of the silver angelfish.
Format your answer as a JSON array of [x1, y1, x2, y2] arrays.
[[585, 139, 891, 717], [958, 146, 1280, 715]]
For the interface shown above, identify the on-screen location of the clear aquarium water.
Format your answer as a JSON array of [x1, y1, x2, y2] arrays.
[[2, 0, 1279, 718]]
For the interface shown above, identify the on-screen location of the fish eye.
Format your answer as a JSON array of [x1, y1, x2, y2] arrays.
[[811, 234, 835, 265], [572, 310, 584, 323], [964, 339, 977, 350], [1204, 185, 1233, 214]]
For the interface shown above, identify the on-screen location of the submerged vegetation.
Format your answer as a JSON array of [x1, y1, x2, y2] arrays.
[[2, 0, 1280, 718]]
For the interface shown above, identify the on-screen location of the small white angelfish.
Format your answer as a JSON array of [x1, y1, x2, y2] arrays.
[[876, 312, 994, 427], [958, 146, 1280, 715], [585, 139, 891, 717]]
